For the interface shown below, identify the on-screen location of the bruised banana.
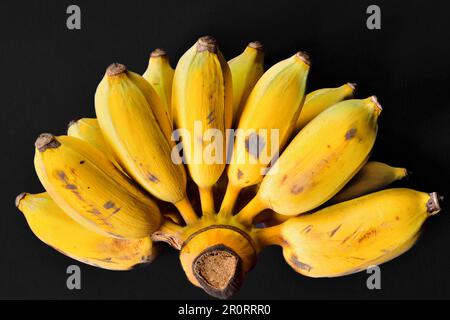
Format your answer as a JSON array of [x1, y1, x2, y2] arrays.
[[330, 161, 408, 204], [237, 97, 381, 224], [95, 64, 197, 224], [220, 52, 310, 216], [228, 41, 264, 123], [143, 48, 174, 123], [256, 188, 442, 277], [34, 134, 162, 239], [295, 83, 355, 131], [16, 192, 156, 270], [172, 36, 232, 216], [67, 117, 123, 172]]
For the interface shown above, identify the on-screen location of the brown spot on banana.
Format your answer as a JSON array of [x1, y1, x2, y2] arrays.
[[302, 225, 313, 234], [358, 228, 377, 243], [290, 185, 304, 194], [328, 224, 341, 238], [206, 110, 216, 124], [341, 227, 360, 245], [147, 173, 160, 183], [245, 133, 265, 159], [291, 255, 312, 272], [237, 169, 243, 180], [345, 128, 357, 140]]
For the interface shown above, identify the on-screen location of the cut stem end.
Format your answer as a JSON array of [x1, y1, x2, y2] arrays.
[[35, 133, 60, 152], [106, 63, 127, 76], [193, 245, 243, 299], [427, 192, 443, 216]]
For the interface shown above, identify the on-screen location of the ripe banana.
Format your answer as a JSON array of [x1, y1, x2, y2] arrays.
[[172, 36, 232, 215], [67, 117, 123, 172], [330, 161, 408, 204], [295, 83, 355, 131], [34, 133, 162, 239], [237, 97, 381, 224], [143, 48, 174, 123], [16, 192, 156, 270], [256, 188, 442, 277], [228, 41, 264, 123], [220, 52, 310, 216], [95, 63, 197, 224]]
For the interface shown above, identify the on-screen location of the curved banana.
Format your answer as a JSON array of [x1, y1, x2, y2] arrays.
[[220, 52, 310, 216], [228, 41, 264, 123], [34, 133, 162, 239], [95, 63, 197, 224], [295, 83, 355, 131], [143, 48, 174, 123], [67, 117, 123, 171], [237, 97, 381, 224], [330, 161, 408, 204], [256, 188, 442, 277], [16, 192, 156, 270], [172, 36, 233, 216]]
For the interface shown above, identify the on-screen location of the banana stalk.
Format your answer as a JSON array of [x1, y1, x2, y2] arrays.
[[255, 189, 442, 277], [237, 97, 381, 225], [34, 134, 162, 239], [16, 192, 157, 270], [220, 52, 310, 217], [172, 36, 233, 216], [295, 83, 355, 131], [228, 41, 264, 123], [330, 161, 408, 204], [143, 48, 174, 123], [95, 63, 198, 225]]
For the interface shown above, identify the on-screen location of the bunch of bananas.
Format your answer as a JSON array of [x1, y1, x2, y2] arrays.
[[16, 36, 443, 299]]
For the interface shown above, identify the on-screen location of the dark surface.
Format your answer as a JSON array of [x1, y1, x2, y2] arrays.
[[0, 0, 449, 299]]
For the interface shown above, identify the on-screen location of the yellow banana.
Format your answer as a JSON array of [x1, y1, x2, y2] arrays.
[[143, 48, 174, 123], [228, 41, 264, 123], [295, 83, 355, 131], [220, 52, 310, 216], [95, 63, 197, 224], [16, 192, 156, 270], [330, 161, 408, 204], [256, 188, 442, 277], [237, 97, 381, 224], [67, 117, 123, 171], [172, 36, 233, 216], [34, 133, 162, 239]]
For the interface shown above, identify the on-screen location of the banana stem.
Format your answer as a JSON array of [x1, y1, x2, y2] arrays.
[[199, 186, 216, 216], [235, 196, 267, 226], [174, 197, 199, 225], [151, 219, 184, 250], [218, 182, 241, 218], [254, 224, 284, 247]]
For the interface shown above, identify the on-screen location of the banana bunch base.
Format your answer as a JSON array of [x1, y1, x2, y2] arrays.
[[16, 36, 444, 299]]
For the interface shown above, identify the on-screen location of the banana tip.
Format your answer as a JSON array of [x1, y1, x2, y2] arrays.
[[197, 36, 217, 53], [427, 192, 443, 215], [370, 96, 382, 114], [35, 133, 60, 152], [295, 51, 311, 66], [151, 48, 167, 57], [347, 82, 357, 90], [248, 41, 263, 50], [15, 192, 27, 208], [106, 63, 127, 76]]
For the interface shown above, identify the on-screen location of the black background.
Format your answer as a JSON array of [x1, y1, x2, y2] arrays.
[[1, 0, 450, 300]]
